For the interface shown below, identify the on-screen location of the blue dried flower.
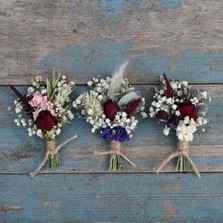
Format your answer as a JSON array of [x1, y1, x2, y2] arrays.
[[101, 126, 129, 142], [113, 126, 129, 142], [197, 103, 208, 113], [189, 88, 200, 98], [101, 127, 113, 141]]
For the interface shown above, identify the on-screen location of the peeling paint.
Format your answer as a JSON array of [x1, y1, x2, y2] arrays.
[[162, 183, 187, 192], [160, 0, 182, 9], [163, 200, 177, 221], [0, 206, 24, 212], [96, 0, 147, 20], [40, 42, 129, 78], [43, 201, 62, 209]]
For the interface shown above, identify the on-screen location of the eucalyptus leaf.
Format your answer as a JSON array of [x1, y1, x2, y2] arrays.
[[118, 91, 139, 106]]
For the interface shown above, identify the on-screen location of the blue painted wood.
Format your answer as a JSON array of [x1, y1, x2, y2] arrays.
[[1, 0, 223, 84], [1, 0, 223, 221], [1, 173, 223, 223], [40, 46, 223, 85], [0, 85, 221, 174], [160, 0, 182, 9]]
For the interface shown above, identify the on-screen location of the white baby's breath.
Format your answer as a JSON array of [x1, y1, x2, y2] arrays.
[[150, 77, 210, 142], [74, 75, 146, 138], [12, 73, 75, 141]]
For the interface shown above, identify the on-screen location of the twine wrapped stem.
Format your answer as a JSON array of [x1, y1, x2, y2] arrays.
[[94, 140, 137, 170], [29, 134, 77, 178], [155, 140, 201, 178]]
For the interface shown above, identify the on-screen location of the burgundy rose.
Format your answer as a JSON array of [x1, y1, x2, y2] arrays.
[[36, 110, 57, 131], [103, 100, 121, 121], [177, 103, 198, 121], [125, 98, 142, 117], [156, 110, 169, 121], [167, 115, 180, 128]]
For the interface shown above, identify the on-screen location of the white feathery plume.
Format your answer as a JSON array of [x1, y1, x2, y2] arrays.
[[108, 61, 129, 99]]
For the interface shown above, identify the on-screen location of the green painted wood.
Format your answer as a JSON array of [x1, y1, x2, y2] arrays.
[[1, 173, 223, 223], [0, 84, 221, 174]]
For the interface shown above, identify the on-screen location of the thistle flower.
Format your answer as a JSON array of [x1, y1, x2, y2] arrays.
[[124, 98, 142, 117], [103, 100, 121, 121]]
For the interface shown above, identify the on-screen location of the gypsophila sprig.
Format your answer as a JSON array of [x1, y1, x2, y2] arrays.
[[151, 74, 211, 177], [10, 71, 77, 177], [73, 61, 147, 171]]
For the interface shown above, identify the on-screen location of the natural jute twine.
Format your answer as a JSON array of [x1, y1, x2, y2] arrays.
[[29, 134, 77, 178], [94, 140, 137, 169], [155, 140, 201, 178]]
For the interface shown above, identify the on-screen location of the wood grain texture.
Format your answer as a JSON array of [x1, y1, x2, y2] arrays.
[[0, 0, 223, 84], [1, 84, 221, 174], [1, 173, 223, 223], [1, 0, 223, 222]]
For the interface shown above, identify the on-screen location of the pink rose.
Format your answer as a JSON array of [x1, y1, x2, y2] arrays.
[[29, 92, 48, 108]]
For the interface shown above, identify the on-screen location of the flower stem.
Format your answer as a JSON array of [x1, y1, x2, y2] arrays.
[[175, 155, 191, 172], [108, 153, 122, 171], [47, 154, 61, 168]]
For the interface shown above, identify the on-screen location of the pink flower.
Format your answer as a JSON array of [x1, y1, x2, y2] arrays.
[[29, 92, 48, 108]]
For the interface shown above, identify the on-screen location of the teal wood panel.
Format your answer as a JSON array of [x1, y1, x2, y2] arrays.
[[1, 85, 222, 174], [1, 173, 223, 223]]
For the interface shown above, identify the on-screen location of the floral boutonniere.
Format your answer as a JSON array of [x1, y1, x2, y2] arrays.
[[10, 72, 77, 177], [73, 61, 147, 171], [150, 74, 211, 177]]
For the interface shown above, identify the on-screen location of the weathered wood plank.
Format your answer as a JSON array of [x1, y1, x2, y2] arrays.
[[1, 84, 222, 173], [1, 173, 223, 222], [1, 0, 223, 84]]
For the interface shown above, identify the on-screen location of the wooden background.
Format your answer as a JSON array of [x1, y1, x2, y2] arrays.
[[1, 0, 223, 222]]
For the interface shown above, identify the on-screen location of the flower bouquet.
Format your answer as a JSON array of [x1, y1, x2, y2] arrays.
[[10, 72, 77, 177], [150, 74, 211, 177], [73, 61, 147, 171]]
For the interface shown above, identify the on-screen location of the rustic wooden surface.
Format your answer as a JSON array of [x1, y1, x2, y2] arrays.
[[1, 0, 223, 222], [1, 0, 223, 85]]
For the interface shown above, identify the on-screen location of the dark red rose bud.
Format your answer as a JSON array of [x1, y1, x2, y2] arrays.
[[103, 100, 121, 121], [178, 103, 198, 121], [125, 98, 142, 117], [156, 110, 169, 121], [36, 110, 57, 131]]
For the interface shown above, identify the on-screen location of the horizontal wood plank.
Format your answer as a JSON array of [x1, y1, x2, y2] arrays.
[[2, 1, 223, 222], [1, 84, 222, 174], [1, 0, 223, 84], [1, 173, 223, 222]]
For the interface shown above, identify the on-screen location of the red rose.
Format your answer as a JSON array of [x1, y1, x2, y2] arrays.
[[178, 103, 198, 120], [124, 98, 142, 117], [103, 100, 121, 121], [36, 110, 57, 131]]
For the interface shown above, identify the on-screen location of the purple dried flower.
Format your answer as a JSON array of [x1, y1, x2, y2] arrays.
[[101, 127, 113, 141], [197, 103, 208, 113], [113, 126, 129, 142], [189, 88, 200, 98], [101, 126, 129, 142]]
